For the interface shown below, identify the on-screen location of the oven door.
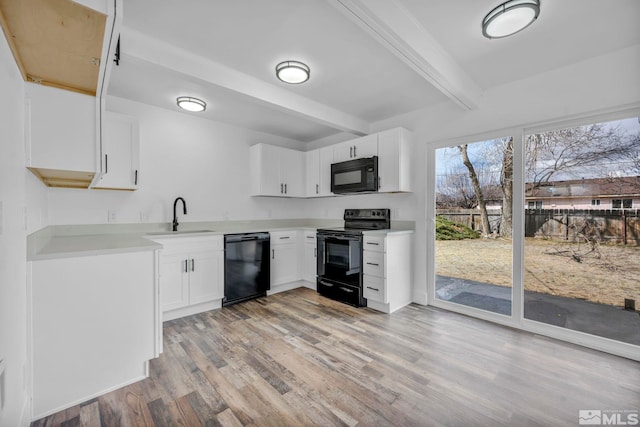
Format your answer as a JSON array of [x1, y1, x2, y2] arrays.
[[317, 233, 362, 286]]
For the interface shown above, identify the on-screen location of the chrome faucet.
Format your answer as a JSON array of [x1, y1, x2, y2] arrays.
[[172, 197, 187, 231]]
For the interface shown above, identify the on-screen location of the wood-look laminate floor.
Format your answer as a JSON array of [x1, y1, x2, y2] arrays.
[[33, 287, 639, 426]]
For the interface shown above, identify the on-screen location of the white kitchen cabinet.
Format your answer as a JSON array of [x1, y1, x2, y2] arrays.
[[363, 231, 413, 313], [333, 133, 378, 162], [270, 230, 300, 287], [151, 235, 224, 320], [250, 143, 304, 197], [30, 250, 158, 417], [25, 83, 97, 188], [93, 111, 140, 190], [305, 146, 334, 197], [303, 230, 317, 283], [377, 127, 413, 193]]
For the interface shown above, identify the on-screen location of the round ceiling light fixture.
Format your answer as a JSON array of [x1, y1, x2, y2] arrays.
[[482, 0, 540, 39], [176, 96, 206, 112], [275, 60, 310, 84]]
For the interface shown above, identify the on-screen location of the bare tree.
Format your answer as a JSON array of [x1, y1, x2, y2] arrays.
[[500, 137, 513, 237], [458, 144, 491, 236], [526, 123, 637, 187], [436, 168, 478, 208], [631, 133, 640, 174]]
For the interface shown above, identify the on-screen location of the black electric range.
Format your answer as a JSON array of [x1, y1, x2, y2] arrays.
[[316, 209, 390, 307]]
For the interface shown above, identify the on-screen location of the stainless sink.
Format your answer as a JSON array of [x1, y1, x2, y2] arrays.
[[147, 229, 215, 236]]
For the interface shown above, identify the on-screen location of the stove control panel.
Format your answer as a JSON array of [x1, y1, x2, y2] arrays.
[[344, 208, 390, 220]]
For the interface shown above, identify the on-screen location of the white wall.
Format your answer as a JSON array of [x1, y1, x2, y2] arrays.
[[0, 30, 48, 426], [46, 96, 308, 225]]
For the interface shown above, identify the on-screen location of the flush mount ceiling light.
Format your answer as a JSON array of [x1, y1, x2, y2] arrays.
[[482, 0, 540, 39], [176, 96, 206, 112], [275, 60, 310, 84]]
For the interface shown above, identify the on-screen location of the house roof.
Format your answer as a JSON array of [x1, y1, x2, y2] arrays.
[[526, 176, 640, 199]]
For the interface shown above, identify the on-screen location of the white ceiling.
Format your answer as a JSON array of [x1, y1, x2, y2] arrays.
[[107, 0, 640, 143]]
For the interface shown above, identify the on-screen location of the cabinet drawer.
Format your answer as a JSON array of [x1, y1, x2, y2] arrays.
[[270, 230, 298, 245], [363, 235, 385, 252], [363, 251, 385, 277], [303, 230, 316, 243], [363, 275, 385, 303]]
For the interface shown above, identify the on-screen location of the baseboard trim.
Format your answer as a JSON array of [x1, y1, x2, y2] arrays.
[[31, 372, 147, 421]]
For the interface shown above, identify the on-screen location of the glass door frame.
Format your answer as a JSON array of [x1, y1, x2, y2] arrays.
[[426, 109, 640, 361]]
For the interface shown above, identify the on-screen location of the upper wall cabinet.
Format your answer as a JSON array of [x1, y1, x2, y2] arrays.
[[333, 133, 378, 163], [305, 146, 334, 197], [250, 127, 413, 198], [25, 83, 97, 188], [378, 127, 413, 193], [13, 1, 123, 189], [92, 112, 140, 191], [250, 143, 304, 197]]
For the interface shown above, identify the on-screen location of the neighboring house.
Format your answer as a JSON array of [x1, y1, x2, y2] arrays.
[[525, 176, 640, 210]]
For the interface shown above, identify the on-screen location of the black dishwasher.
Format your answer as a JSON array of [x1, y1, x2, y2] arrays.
[[223, 232, 270, 306]]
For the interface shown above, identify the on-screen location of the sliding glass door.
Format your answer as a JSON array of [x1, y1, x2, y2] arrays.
[[434, 137, 514, 316], [523, 117, 640, 346]]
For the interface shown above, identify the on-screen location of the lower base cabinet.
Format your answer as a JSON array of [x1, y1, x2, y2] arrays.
[[363, 231, 413, 313], [303, 230, 317, 283], [151, 235, 224, 321], [270, 230, 300, 287], [30, 250, 158, 418]]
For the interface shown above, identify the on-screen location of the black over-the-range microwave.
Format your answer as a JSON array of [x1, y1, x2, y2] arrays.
[[330, 156, 378, 194]]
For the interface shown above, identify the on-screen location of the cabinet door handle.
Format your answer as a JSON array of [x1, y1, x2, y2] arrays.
[[349, 146, 353, 158], [366, 262, 379, 266], [316, 183, 319, 194], [314, 247, 317, 257], [366, 286, 379, 292], [104, 154, 108, 174], [366, 242, 380, 246], [191, 259, 195, 272], [279, 236, 290, 240], [134, 170, 138, 186], [280, 183, 283, 194], [353, 145, 357, 157], [184, 259, 188, 273], [272, 249, 275, 259]]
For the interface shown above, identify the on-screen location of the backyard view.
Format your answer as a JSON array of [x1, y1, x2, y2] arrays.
[[435, 117, 640, 345]]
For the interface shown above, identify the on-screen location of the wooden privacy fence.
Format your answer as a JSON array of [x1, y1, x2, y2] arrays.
[[524, 209, 640, 245], [437, 208, 640, 245]]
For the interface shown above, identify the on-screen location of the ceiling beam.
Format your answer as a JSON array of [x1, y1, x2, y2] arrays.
[[121, 28, 370, 136], [332, 0, 483, 110]]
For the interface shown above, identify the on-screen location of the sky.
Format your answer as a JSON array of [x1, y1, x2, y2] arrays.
[[435, 116, 640, 187]]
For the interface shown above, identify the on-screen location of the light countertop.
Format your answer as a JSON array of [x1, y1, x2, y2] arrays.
[[27, 219, 415, 261]]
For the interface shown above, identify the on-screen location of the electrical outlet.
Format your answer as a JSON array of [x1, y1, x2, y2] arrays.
[[108, 209, 119, 223]]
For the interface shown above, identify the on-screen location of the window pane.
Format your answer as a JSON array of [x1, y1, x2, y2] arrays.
[[524, 117, 640, 345], [435, 138, 513, 316]]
